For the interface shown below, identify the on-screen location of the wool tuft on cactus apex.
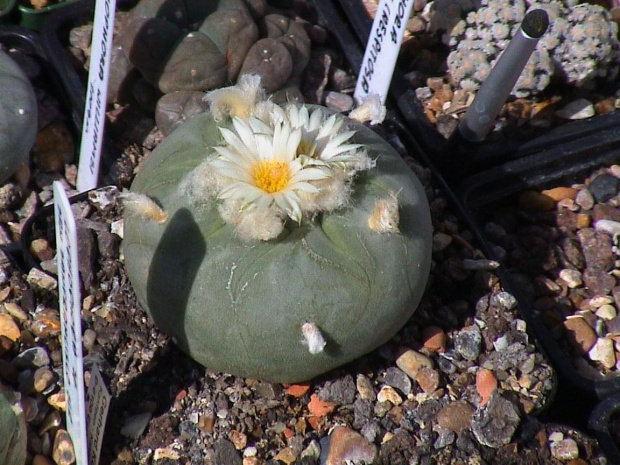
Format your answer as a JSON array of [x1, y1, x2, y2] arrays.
[[123, 75, 432, 382]]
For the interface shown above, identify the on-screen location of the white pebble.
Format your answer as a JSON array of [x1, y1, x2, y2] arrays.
[[550, 438, 579, 460], [588, 337, 616, 369], [596, 304, 617, 320], [595, 219, 620, 236], [559, 269, 582, 288], [555, 98, 595, 120]]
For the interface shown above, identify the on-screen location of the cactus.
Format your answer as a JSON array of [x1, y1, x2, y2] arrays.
[[0, 388, 27, 465], [113, 0, 309, 112], [447, 0, 620, 97], [123, 77, 432, 382], [0, 50, 37, 185]]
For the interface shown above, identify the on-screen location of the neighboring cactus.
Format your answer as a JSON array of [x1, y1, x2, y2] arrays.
[[113, 0, 310, 116], [0, 50, 37, 185], [0, 388, 27, 465], [447, 0, 620, 97], [123, 77, 433, 382]]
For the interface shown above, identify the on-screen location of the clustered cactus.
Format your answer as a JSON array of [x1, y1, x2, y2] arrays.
[[110, 0, 310, 135], [447, 0, 620, 97], [122, 77, 432, 382]]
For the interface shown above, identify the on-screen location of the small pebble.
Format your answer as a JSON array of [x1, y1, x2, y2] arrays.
[[415, 367, 440, 393], [422, 326, 447, 352], [274, 447, 297, 465], [588, 173, 620, 203], [153, 447, 180, 461], [454, 326, 482, 361], [33, 367, 55, 393], [563, 317, 597, 355], [436, 401, 475, 434], [356, 374, 376, 401], [471, 393, 520, 448], [541, 187, 578, 201], [82, 329, 97, 352], [325, 426, 376, 465], [39, 410, 62, 435], [461, 259, 499, 270], [595, 219, 620, 236], [26, 268, 57, 291], [432, 232, 452, 251], [588, 337, 616, 369], [0, 313, 20, 341], [555, 98, 595, 120], [559, 269, 583, 288], [12, 346, 50, 369], [376, 386, 402, 405], [229, 430, 247, 450], [52, 429, 76, 465], [383, 367, 411, 395], [475, 368, 497, 406], [324, 91, 353, 112], [575, 189, 595, 210], [47, 391, 66, 411], [395, 348, 433, 380], [550, 438, 580, 461], [3, 302, 27, 321], [596, 304, 617, 320]]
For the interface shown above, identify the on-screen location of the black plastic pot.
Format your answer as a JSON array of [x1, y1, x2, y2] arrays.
[[590, 394, 620, 464], [324, 0, 620, 183], [314, 0, 620, 457], [0, 25, 76, 272], [40, 0, 138, 186], [315, 0, 620, 398]]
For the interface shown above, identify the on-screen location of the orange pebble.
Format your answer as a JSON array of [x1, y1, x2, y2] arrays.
[[476, 368, 497, 406]]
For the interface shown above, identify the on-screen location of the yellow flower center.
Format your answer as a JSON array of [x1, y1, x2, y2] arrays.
[[252, 160, 290, 193]]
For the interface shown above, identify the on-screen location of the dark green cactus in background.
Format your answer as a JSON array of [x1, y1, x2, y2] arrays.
[[0, 50, 37, 185], [0, 388, 27, 465], [112, 0, 312, 135]]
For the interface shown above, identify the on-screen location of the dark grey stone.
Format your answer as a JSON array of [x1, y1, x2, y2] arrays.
[[588, 173, 620, 203]]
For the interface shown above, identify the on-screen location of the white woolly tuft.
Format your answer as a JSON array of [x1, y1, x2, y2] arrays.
[[120, 192, 168, 223], [302, 322, 326, 355], [349, 93, 386, 125], [368, 190, 400, 233], [177, 160, 221, 205], [204, 74, 265, 121]]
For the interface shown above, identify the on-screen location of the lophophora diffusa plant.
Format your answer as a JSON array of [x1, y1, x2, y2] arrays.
[[122, 76, 432, 382], [0, 49, 37, 185], [0, 388, 27, 465], [110, 0, 311, 135], [447, 0, 620, 97]]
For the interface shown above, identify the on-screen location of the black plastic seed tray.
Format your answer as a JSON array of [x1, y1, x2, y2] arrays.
[[40, 0, 137, 186], [320, 0, 620, 182], [0, 25, 75, 272], [314, 0, 620, 455]]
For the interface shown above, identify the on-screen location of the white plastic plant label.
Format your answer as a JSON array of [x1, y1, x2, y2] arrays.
[[54, 181, 89, 465], [87, 364, 111, 465], [354, 0, 415, 105], [76, 0, 118, 192]]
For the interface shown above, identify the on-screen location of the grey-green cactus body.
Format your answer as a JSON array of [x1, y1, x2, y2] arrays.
[[123, 109, 432, 382], [0, 50, 37, 184]]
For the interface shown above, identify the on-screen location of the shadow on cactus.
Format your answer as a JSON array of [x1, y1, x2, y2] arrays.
[[122, 76, 433, 382], [112, 0, 311, 134]]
